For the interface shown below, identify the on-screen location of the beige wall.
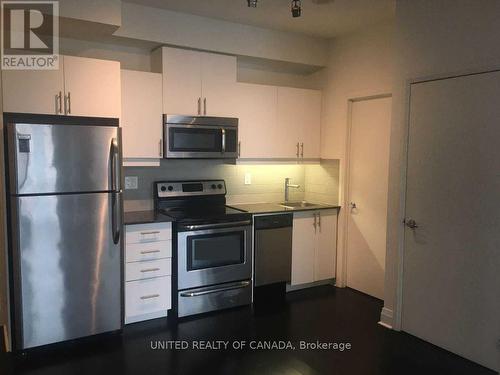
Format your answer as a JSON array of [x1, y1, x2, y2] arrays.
[[384, 0, 500, 328], [318, 22, 394, 288], [115, 2, 329, 67]]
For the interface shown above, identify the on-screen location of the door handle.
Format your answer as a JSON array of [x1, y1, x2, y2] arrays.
[[203, 98, 207, 115], [221, 128, 226, 154], [350, 202, 357, 209], [404, 218, 419, 229], [318, 212, 321, 231], [55, 91, 62, 114], [180, 281, 250, 297], [238, 141, 241, 157], [197, 97, 201, 115], [111, 192, 122, 245], [296, 142, 300, 158], [184, 220, 252, 231], [300, 142, 304, 158], [313, 213, 317, 232], [158, 139, 162, 157], [111, 138, 121, 191], [66, 92, 71, 114]]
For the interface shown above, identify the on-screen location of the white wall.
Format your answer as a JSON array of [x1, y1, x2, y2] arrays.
[[384, 0, 500, 328], [319, 22, 394, 286]]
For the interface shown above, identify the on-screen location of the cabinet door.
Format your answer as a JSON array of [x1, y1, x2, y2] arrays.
[[63, 56, 121, 118], [235, 83, 278, 158], [121, 70, 163, 160], [315, 210, 337, 281], [298, 90, 321, 158], [201, 52, 237, 117], [277, 87, 321, 159], [162, 47, 202, 115], [2, 69, 64, 114], [291, 211, 316, 285]]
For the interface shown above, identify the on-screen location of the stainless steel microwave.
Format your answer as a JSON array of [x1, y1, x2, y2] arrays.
[[163, 115, 238, 159]]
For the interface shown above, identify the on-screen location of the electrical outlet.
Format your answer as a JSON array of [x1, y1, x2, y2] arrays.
[[124, 176, 138, 190], [244, 173, 252, 185]]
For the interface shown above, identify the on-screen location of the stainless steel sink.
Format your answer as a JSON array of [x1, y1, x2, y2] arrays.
[[279, 201, 318, 209]]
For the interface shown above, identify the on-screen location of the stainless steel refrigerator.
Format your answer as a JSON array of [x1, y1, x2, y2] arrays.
[[5, 116, 123, 350]]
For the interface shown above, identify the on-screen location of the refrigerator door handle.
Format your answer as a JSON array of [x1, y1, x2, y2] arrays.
[[112, 192, 122, 245], [110, 137, 121, 191]]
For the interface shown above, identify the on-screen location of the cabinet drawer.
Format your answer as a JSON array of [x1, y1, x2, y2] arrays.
[[126, 258, 171, 281], [126, 222, 172, 244], [125, 276, 171, 317], [126, 241, 172, 263]]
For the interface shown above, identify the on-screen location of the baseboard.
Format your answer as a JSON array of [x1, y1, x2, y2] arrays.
[[286, 279, 335, 292], [378, 307, 393, 329]]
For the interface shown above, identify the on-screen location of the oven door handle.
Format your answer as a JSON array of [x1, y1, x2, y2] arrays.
[[183, 220, 252, 231], [180, 281, 250, 297]]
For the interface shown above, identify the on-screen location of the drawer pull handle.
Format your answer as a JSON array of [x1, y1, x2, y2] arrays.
[[140, 294, 160, 300], [140, 231, 160, 235], [140, 268, 160, 273], [140, 250, 160, 254]]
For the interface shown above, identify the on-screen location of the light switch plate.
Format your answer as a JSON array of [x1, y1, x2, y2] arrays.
[[125, 176, 138, 190], [244, 173, 252, 185]]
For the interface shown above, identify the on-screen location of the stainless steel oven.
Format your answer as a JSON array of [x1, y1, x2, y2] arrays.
[[176, 220, 252, 317], [163, 115, 238, 159]]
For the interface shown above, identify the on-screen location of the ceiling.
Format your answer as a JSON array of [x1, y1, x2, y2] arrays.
[[124, 0, 395, 39]]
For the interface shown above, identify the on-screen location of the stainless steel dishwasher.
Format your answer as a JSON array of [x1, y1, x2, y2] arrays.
[[253, 213, 293, 303]]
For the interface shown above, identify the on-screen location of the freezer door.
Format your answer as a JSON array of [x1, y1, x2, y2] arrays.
[[7, 123, 121, 195], [10, 192, 122, 349]]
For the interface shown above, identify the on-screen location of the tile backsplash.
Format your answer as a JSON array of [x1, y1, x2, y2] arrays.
[[123, 160, 339, 212]]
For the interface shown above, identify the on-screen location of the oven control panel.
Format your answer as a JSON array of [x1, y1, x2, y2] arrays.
[[156, 180, 226, 198]]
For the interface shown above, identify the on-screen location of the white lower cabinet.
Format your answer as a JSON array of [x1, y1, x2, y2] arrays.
[[291, 209, 338, 286], [125, 222, 172, 324]]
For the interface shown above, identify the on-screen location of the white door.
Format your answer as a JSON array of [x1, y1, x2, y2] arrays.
[[121, 70, 163, 160], [315, 210, 338, 281], [291, 211, 316, 285], [201, 52, 237, 117], [346, 96, 391, 299], [235, 83, 278, 158], [2, 69, 64, 115], [402, 72, 500, 372], [161, 47, 202, 116], [63, 56, 121, 118]]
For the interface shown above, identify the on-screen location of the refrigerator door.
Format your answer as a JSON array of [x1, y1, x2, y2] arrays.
[[10, 192, 123, 349], [7, 123, 121, 195]]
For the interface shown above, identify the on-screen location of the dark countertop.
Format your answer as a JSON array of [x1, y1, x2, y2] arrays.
[[124, 210, 174, 225], [228, 202, 341, 215]]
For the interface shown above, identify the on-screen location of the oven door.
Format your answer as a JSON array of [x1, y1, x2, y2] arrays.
[[177, 223, 252, 290], [164, 124, 238, 159]]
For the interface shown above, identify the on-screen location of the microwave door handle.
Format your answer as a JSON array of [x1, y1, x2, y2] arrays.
[[221, 128, 226, 154]]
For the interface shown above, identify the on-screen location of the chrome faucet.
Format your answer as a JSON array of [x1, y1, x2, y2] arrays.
[[284, 177, 300, 202]]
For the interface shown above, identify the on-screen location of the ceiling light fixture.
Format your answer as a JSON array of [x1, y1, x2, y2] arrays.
[[247, 0, 258, 8], [291, 0, 302, 17]]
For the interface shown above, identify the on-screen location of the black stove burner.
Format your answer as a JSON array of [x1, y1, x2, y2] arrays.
[[154, 179, 251, 225]]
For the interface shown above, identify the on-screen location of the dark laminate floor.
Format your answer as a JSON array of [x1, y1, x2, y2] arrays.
[[0, 286, 494, 375]]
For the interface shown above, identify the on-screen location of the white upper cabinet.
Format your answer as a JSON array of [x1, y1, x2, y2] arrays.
[[63, 56, 121, 118], [155, 47, 202, 116], [201, 52, 238, 117], [152, 47, 237, 117], [1, 55, 121, 118], [277, 87, 322, 159], [235, 83, 278, 158], [121, 70, 163, 164], [2, 69, 65, 115]]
